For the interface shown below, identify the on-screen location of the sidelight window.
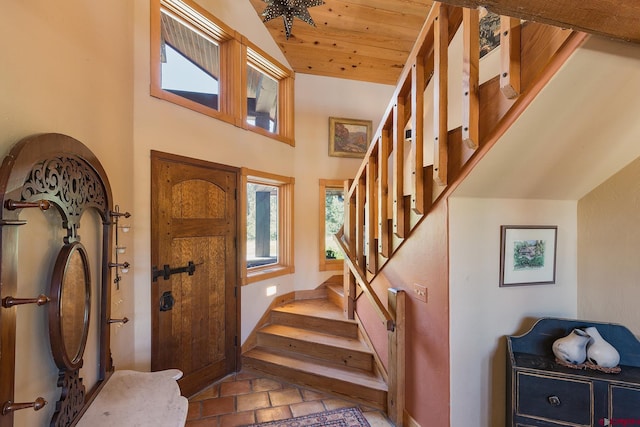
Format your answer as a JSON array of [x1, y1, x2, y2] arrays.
[[242, 169, 294, 285], [319, 180, 345, 271]]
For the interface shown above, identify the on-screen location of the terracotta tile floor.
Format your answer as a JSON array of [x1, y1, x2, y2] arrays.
[[186, 370, 393, 427]]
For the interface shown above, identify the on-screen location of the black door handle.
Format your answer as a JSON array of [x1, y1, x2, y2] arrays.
[[160, 291, 175, 312]]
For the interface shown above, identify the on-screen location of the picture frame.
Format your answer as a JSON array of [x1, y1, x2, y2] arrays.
[[499, 225, 557, 287], [328, 117, 372, 158]]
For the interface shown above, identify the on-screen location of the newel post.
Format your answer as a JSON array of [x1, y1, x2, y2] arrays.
[[387, 288, 406, 426]]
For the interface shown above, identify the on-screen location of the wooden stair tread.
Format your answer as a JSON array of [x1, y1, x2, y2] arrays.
[[245, 347, 387, 391], [273, 298, 350, 322], [259, 324, 371, 354]]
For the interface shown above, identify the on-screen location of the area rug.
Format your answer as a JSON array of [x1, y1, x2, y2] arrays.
[[243, 407, 371, 427]]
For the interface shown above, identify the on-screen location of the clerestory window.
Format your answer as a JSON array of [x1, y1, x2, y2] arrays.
[[151, 0, 295, 145]]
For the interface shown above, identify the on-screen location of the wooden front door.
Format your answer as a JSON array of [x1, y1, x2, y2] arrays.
[[150, 151, 239, 397]]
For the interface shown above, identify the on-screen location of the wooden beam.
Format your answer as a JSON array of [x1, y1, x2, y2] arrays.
[[411, 57, 425, 214], [433, 0, 640, 44], [500, 16, 522, 99], [433, 6, 449, 186], [462, 8, 479, 149]]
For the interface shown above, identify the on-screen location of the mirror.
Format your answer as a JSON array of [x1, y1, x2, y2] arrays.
[[49, 242, 91, 370]]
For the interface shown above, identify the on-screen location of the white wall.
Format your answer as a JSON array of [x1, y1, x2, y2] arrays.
[[449, 197, 578, 427], [132, 0, 394, 365], [292, 74, 393, 287], [578, 155, 640, 335]]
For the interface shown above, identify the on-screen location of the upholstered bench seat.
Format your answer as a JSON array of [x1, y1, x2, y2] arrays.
[[77, 369, 188, 427]]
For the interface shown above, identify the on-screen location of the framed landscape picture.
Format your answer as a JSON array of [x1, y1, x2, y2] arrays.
[[328, 117, 372, 158], [500, 225, 557, 287]]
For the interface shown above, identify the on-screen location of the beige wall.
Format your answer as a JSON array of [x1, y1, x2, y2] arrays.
[[1, 0, 393, 419], [578, 156, 640, 335], [449, 197, 578, 427], [132, 1, 394, 367], [1, 1, 134, 425]]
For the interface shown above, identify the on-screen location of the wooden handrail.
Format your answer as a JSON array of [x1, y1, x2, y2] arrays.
[[333, 4, 585, 425], [334, 229, 394, 331]]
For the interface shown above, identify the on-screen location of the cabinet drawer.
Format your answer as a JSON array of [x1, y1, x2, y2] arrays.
[[516, 372, 592, 426], [610, 385, 640, 420]]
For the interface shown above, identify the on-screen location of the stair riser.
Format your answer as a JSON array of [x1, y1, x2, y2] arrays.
[[326, 285, 344, 310], [256, 332, 373, 371], [270, 311, 358, 339], [243, 356, 386, 410]]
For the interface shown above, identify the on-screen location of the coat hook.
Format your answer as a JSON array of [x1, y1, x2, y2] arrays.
[[2, 294, 50, 308], [2, 397, 46, 415]]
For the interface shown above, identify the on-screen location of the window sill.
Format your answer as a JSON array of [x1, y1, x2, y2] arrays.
[[243, 264, 294, 285], [319, 260, 344, 272]]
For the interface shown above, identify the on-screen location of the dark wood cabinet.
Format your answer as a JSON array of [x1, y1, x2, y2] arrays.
[[507, 318, 640, 426]]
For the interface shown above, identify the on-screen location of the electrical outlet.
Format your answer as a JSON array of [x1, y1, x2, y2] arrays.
[[413, 283, 427, 303]]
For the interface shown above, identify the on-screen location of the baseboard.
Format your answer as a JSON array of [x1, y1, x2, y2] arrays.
[[404, 409, 421, 427]]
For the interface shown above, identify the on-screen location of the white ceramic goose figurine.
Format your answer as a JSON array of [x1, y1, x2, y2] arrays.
[[552, 328, 591, 365], [584, 326, 620, 368]]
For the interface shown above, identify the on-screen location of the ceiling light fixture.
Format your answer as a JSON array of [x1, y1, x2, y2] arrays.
[[261, 0, 325, 40]]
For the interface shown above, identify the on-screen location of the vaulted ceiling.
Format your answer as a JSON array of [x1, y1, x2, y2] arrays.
[[250, 0, 640, 87], [249, 0, 434, 85]]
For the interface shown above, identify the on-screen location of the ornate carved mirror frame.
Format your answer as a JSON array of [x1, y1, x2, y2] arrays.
[[0, 133, 114, 427]]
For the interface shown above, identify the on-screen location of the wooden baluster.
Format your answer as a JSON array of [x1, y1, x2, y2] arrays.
[[378, 130, 391, 258], [392, 99, 406, 238], [500, 16, 522, 99], [434, 6, 450, 186], [345, 180, 356, 258], [344, 179, 356, 320], [366, 154, 378, 274], [462, 7, 480, 149], [411, 57, 426, 214], [356, 175, 366, 270]]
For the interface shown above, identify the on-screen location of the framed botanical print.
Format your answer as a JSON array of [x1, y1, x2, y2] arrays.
[[500, 225, 557, 286]]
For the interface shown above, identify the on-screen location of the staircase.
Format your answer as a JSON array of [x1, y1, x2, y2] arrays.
[[242, 283, 388, 410]]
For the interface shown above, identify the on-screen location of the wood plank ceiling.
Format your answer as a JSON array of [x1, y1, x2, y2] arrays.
[[249, 0, 435, 85], [250, 0, 640, 86]]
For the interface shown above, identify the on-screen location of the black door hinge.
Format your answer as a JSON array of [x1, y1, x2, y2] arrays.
[[234, 336, 238, 346]]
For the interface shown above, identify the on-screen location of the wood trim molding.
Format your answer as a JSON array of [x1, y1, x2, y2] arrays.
[[241, 168, 294, 286], [319, 179, 346, 272]]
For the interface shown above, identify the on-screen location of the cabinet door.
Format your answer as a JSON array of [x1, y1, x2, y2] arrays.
[[610, 385, 640, 419]]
